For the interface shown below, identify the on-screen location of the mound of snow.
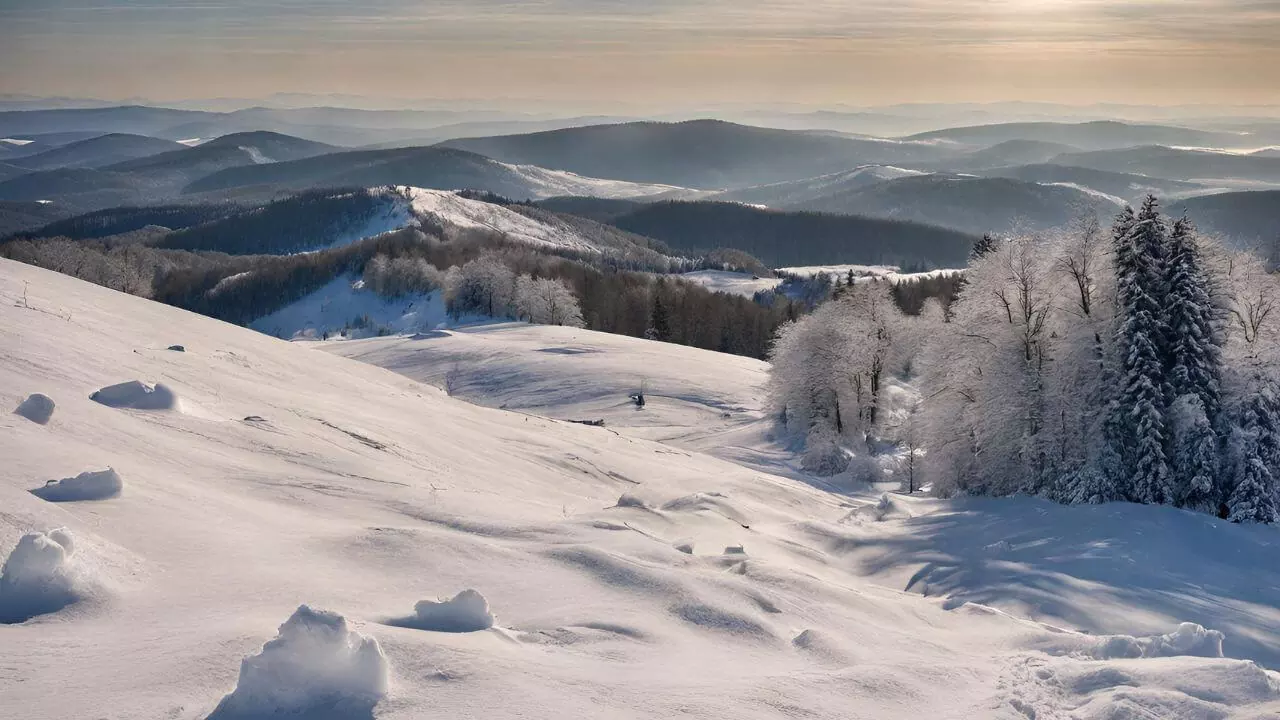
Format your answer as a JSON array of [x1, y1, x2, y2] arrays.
[[208, 605, 388, 718], [0, 529, 82, 623], [31, 468, 123, 502], [14, 392, 55, 424], [388, 589, 495, 633], [90, 380, 179, 410], [1038, 622, 1227, 661]]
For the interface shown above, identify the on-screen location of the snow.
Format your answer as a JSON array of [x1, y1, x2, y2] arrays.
[[14, 392, 55, 424], [90, 380, 180, 410], [207, 604, 389, 719], [0, 528, 83, 624], [1040, 181, 1127, 206], [0, 138, 34, 146], [248, 275, 451, 340], [679, 270, 782, 297], [499, 162, 697, 200], [177, 138, 206, 147], [239, 145, 274, 165], [778, 264, 964, 284], [2, 257, 1279, 719], [388, 589, 495, 633], [31, 468, 124, 502], [401, 187, 602, 254]]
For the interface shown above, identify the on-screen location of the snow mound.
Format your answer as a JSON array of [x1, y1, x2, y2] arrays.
[[208, 605, 388, 719], [846, 493, 913, 523], [14, 393, 55, 424], [0, 528, 82, 623], [614, 493, 652, 510], [90, 380, 179, 411], [1040, 623, 1226, 660], [388, 589, 495, 633], [31, 468, 124, 502]]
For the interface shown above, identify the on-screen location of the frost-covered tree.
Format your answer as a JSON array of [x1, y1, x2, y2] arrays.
[[1169, 394, 1220, 512], [1164, 217, 1224, 417], [444, 255, 515, 318], [1226, 381, 1280, 523], [516, 276, 585, 327]]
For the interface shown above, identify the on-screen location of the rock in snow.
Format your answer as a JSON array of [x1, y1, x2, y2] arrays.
[[30, 468, 124, 502], [90, 380, 180, 410], [0, 528, 82, 624], [14, 393, 55, 424], [389, 589, 495, 633], [208, 605, 389, 719]]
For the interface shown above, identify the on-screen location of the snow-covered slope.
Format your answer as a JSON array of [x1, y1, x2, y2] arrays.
[[497, 162, 699, 200], [679, 270, 783, 298], [248, 276, 450, 340], [3, 258, 1279, 720]]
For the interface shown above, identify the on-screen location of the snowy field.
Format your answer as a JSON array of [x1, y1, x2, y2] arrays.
[[3, 258, 1279, 719], [678, 270, 783, 298]]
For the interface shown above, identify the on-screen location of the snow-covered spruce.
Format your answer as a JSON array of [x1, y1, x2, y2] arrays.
[[207, 605, 389, 718], [387, 589, 495, 633], [0, 528, 82, 624], [14, 392, 55, 424], [31, 468, 124, 502]]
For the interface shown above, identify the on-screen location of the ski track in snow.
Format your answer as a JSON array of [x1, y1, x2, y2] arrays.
[[1, 257, 1278, 720]]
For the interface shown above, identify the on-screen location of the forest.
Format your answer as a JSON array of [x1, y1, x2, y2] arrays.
[[769, 199, 1280, 522]]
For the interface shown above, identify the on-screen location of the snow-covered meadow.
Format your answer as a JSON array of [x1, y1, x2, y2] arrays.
[[2, 258, 1279, 719]]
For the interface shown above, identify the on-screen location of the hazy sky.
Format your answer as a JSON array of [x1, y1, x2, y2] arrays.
[[2, 0, 1278, 109]]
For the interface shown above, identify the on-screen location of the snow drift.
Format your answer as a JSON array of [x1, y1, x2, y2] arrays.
[[0, 528, 83, 624], [388, 589, 495, 633], [1039, 622, 1227, 661], [14, 393, 55, 424], [207, 605, 389, 719], [30, 468, 123, 502], [90, 380, 180, 411]]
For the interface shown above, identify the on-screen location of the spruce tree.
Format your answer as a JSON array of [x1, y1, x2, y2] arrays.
[[1164, 216, 1223, 417], [1112, 198, 1174, 505], [647, 294, 671, 342], [1227, 382, 1280, 523]]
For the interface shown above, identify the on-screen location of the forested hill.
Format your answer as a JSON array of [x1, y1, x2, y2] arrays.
[[606, 201, 978, 268]]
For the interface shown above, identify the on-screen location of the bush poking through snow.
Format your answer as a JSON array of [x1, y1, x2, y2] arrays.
[[14, 393, 55, 424], [90, 380, 179, 410], [0, 528, 82, 623], [31, 468, 124, 502], [388, 589, 495, 633], [207, 605, 389, 719]]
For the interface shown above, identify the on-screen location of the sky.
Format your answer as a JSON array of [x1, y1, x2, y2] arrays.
[[1, 0, 1278, 110]]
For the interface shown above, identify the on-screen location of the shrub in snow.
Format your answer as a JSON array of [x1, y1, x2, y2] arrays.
[[388, 589, 495, 633], [90, 380, 179, 410], [208, 605, 388, 719], [14, 393, 55, 424], [31, 468, 124, 502], [0, 528, 82, 623], [799, 433, 849, 477]]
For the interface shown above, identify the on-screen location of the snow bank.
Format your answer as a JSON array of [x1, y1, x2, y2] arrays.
[[208, 605, 388, 718], [0, 529, 82, 623], [388, 589, 495, 633], [31, 468, 124, 502], [90, 380, 179, 411], [1039, 622, 1226, 660], [14, 393, 55, 424]]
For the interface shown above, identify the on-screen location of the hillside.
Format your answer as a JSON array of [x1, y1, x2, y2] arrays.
[[795, 175, 1116, 235], [437, 120, 958, 189], [9, 133, 185, 170], [906, 120, 1246, 151], [976, 163, 1208, 202], [712, 165, 927, 207], [608, 201, 978, 267], [1168, 190, 1280, 246], [4, 258, 1279, 719], [183, 146, 689, 200], [1051, 145, 1280, 185], [949, 139, 1081, 169]]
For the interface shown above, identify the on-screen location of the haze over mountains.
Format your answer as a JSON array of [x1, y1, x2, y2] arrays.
[[2, 102, 1278, 252]]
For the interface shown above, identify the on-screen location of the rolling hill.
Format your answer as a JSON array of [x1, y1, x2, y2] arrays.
[[905, 120, 1247, 151], [437, 120, 959, 189], [1049, 146, 1280, 185], [1167, 190, 1280, 247], [976, 164, 1208, 203], [607, 201, 978, 268], [9, 134, 186, 170], [183, 145, 693, 200], [795, 175, 1117, 235]]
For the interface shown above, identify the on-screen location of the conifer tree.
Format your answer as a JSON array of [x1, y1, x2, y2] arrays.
[[1227, 381, 1280, 523], [1164, 216, 1223, 417]]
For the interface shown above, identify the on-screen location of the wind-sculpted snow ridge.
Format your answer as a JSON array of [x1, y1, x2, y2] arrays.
[[386, 589, 495, 633], [14, 393, 55, 424], [90, 380, 180, 410], [31, 468, 123, 502], [207, 605, 388, 720], [0, 528, 83, 623]]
